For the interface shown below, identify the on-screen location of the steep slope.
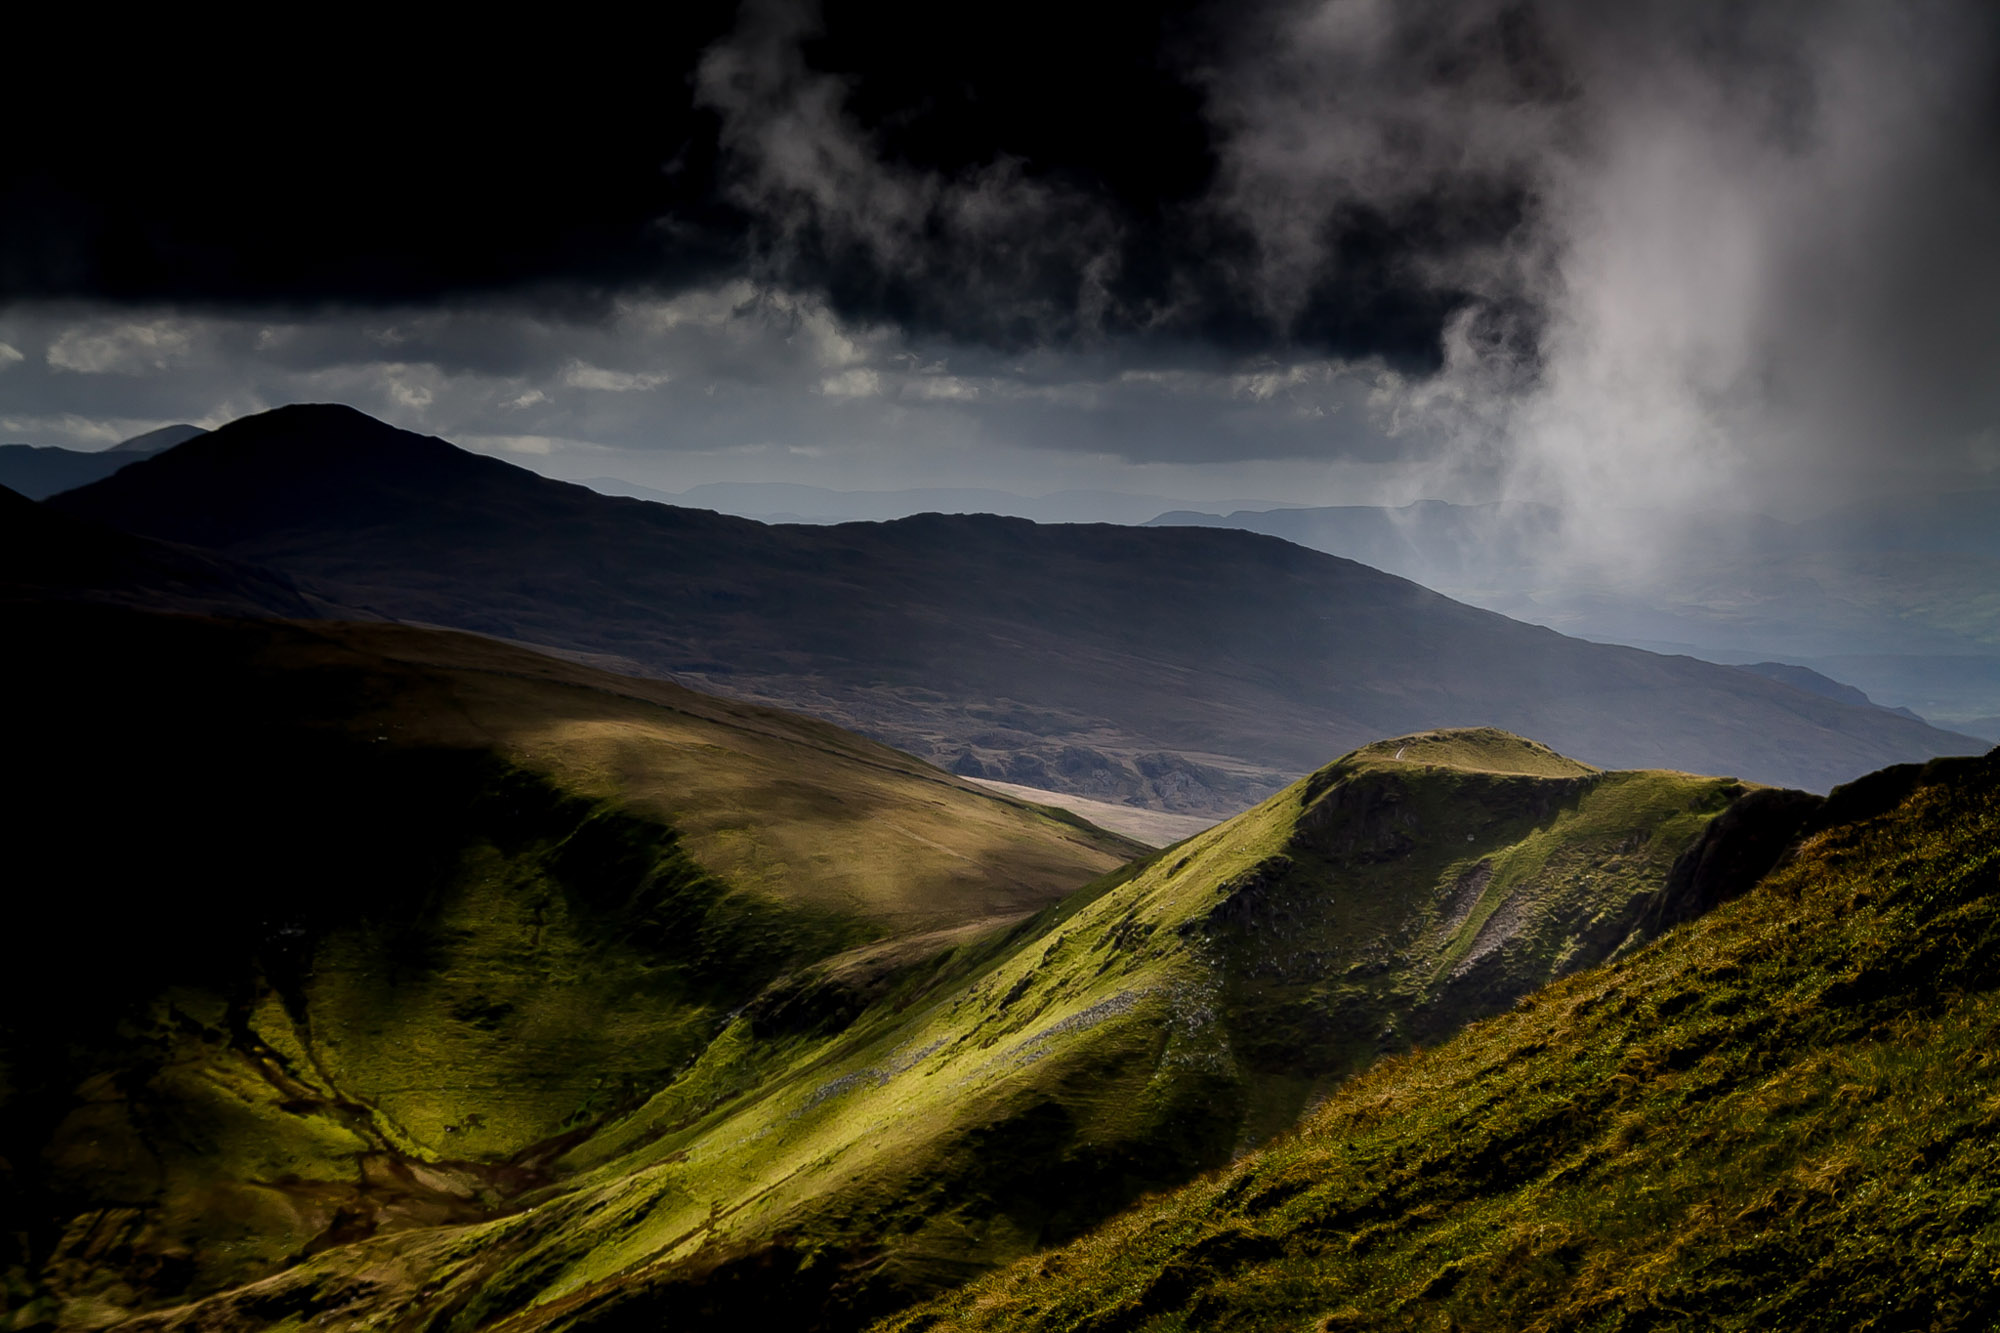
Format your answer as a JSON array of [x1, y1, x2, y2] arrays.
[[86, 728, 1775, 1332], [0, 603, 1138, 1329], [889, 748, 2000, 1333]]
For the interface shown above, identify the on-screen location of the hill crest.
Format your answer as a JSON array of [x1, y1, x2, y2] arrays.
[[1341, 727, 1600, 778]]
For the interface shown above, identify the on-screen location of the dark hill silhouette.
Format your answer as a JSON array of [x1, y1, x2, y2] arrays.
[[53, 404, 1985, 811], [0, 423, 202, 499], [1, 483, 330, 619]]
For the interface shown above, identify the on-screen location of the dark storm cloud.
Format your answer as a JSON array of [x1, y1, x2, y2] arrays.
[[4, 0, 1995, 511], [2, 0, 1555, 374]]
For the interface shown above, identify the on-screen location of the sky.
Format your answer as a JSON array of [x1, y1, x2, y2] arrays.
[[4, 0, 1997, 521]]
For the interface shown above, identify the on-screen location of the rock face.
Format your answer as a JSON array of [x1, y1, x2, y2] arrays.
[[1644, 786, 1827, 932]]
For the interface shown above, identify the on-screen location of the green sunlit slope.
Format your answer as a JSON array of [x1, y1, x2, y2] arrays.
[[95, 727, 1759, 1331], [0, 603, 1138, 1329], [886, 750, 2000, 1333]]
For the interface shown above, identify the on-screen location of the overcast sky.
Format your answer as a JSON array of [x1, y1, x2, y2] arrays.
[[3, 0, 1996, 518]]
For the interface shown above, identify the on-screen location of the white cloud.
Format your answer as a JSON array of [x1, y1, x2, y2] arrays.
[[0, 342, 23, 369], [561, 362, 671, 392], [901, 374, 980, 402], [819, 367, 882, 398], [46, 319, 195, 375]]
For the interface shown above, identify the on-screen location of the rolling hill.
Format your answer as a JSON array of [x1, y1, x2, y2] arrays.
[[48, 405, 1984, 815], [887, 747, 2000, 1333], [10, 675, 1803, 1329], [0, 602, 1138, 1328]]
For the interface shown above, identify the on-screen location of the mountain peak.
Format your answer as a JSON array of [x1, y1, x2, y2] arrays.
[[1343, 727, 1601, 778], [108, 422, 208, 454]]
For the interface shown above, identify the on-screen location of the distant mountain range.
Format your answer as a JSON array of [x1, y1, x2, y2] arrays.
[[0, 422, 205, 498], [47, 404, 1983, 812], [578, 476, 1299, 526]]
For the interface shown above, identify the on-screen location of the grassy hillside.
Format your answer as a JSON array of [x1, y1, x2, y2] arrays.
[[0, 604, 1137, 1329], [887, 749, 2000, 1333], [49, 404, 1983, 813], [69, 727, 1766, 1332]]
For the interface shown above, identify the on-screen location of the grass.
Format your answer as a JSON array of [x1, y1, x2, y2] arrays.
[[67, 725, 1768, 1333], [0, 604, 1136, 1330], [883, 750, 2000, 1333]]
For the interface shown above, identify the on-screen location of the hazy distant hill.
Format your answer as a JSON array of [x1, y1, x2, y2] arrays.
[[581, 476, 1295, 525], [53, 404, 1984, 812], [1151, 498, 2000, 732], [0, 422, 203, 499], [1734, 660, 1922, 718]]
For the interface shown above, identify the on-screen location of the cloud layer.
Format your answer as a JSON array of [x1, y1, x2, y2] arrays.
[[2, 0, 1995, 522]]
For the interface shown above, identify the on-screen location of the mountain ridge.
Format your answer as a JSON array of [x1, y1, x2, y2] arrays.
[[49, 404, 1984, 813], [884, 746, 2000, 1333], [10, 704, 1782, 1330]]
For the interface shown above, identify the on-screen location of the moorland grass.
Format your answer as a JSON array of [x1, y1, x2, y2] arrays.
[[885, 751, 2000, 1333], [105, 731, 1768, 1332]]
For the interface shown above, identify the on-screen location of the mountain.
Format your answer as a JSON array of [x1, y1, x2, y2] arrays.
[[1734, 660, 1922, 719], [0, 423, 204, 499], [579, 478, 1295, 526], [0, 601, 1141, 1327], [51, 404, 1984, 814], [7, 696, 1788, 1328], [887, 746, 2000, 1333], [0, 483, 331, 619], [107, 423, 208, 454], [1149, 499, 2000, 733]]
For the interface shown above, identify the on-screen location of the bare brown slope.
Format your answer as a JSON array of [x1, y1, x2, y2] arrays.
[[52, 404, 1985, 812]]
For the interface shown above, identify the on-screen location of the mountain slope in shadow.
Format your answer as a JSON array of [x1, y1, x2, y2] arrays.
[[0, 483, 332, 619], [52, 404, 1984, 813], [0, 424, 202, 499]]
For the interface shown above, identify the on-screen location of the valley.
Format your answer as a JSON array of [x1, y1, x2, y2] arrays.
[[1, 597, 1799, 1329], [1, 410, 1991, 1333], [8, 9, 1996, 1326]]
